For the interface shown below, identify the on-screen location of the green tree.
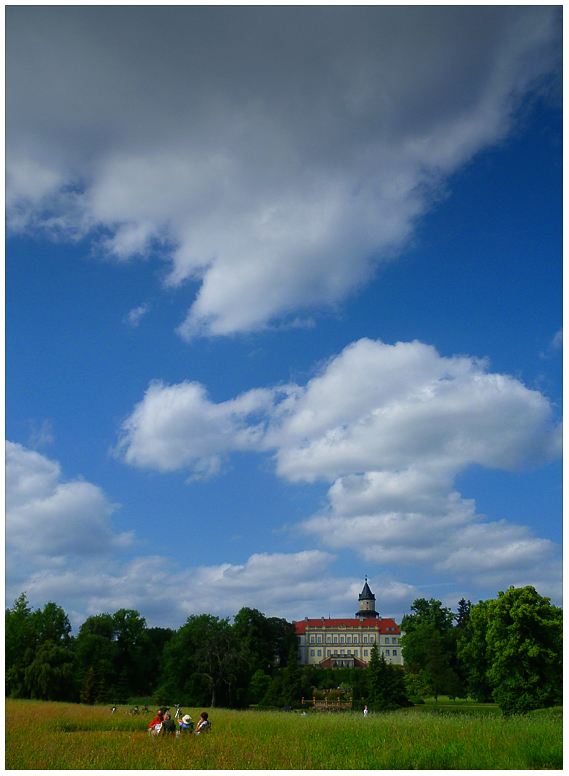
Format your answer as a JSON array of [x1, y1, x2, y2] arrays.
[[232, 608, 277, 672], [401, 621, 435, 670], [33, 601, 72, 646], [194, 616, 243, 707], [268, 617, 299, 668], [281, 645, 302, 705], [5, 593, 36, 697], [367, 642, 383, 703], [112, 609, 152, 696], [423, 629, 461, 701], [404, 668, 431, 700], [80, 666, 99, 705], [402, 617, 464, 701], [161, 614, 243, 707], [455, 598, 471, 628], [6, 596, 76, 701], [456, 599, 494, 702], [401, 598, 454, 635], [367, 645, 409, 709], [231, 608, 288, 707], [384, 664, 410, 708], [486, 586, 562, 714], [75, 613, 117, 699], [247, 669, 272, 704], [24, 640, 77, 701], [261, 672, 285, 706]]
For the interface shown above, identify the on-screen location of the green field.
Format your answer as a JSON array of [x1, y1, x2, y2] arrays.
[[5, 699, 562, 770]]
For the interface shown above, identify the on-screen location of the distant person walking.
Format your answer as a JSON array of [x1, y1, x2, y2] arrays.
[[363, 705, 369, 716]]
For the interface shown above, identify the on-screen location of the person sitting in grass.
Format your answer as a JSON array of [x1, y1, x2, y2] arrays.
[[178, 714, 193, 733], [194, 711, 211, 734], [147, 709, 164, 735], [161, 712, 176, 735]]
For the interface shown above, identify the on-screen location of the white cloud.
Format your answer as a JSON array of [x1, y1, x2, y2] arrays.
[[27, 419, 54, 450], [6, 442, 133, 565], [117, 338, 560, 481], [269, 339, 561, 483], [115, 380, 286, 474], [9, 550, 390, 629], [125, 303, 150, 327], [540, 327, 563, 359], [6, 6, 561, 336], [114, 338, 562, 601], [551, 328, 563, 349]]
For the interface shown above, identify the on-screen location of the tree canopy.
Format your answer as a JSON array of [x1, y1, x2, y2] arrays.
[[5, 585, 562, 712]]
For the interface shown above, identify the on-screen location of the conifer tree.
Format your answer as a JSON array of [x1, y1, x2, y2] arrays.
[[80, 667, 99, 705], [367, 642, 382, 703]]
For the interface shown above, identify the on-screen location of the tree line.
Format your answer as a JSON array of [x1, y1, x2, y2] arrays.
[[399, 586, 562, 714], [5, 585, 561, 714]]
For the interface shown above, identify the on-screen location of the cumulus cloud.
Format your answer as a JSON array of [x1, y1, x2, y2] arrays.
[[118, 338, 561, 480], [8, 549, 394, 629], [269, 339, 561, 482], [6, 442, 133, 566], [115, 380, 289, 476], [115, 338, 562, 599], [6, 441, 364, 626], [6, 6, 561, 336]]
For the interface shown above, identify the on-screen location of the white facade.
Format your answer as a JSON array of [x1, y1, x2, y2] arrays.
[[294, 581, 404, 668]]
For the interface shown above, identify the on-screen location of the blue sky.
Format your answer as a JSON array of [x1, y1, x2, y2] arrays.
[[6, 6, 562, 630]]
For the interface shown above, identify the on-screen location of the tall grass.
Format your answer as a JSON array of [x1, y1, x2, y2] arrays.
[[5, 699, 562, 770]]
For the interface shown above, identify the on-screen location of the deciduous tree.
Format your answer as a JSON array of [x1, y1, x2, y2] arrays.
[[486, 586, 562, 714]]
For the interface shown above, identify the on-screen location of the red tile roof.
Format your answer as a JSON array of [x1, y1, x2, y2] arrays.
[[294, 618, 400, 635]]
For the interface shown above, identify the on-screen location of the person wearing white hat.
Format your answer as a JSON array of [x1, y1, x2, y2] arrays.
[[177, 713, 194, 736]]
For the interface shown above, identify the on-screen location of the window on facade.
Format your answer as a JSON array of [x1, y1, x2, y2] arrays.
[[333, 637, 338, 644], [363, 650, 368, 657], [327, 637, 331, 643], [317, 650, 322, 657], [333, 650, 338, 655], [392, 637, 397, 644], [393, 650, 397, 656], [354, 650, 358, 656], [310, 636, 315, 643], [317, 636, 322, 643], [347, 636, 351, 643], [340, 636, 344, 643], [370, 635, 375, 642], [340, 649, 345, 655], [386, 649, 390, 656], [327, 650, 331, 656], [353, 635, 358, 643], [310, 650, 315, 657], [363, 636, 368, 643]]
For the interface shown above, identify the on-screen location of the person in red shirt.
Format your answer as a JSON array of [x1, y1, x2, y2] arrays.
[[147, 709, 164, 735]]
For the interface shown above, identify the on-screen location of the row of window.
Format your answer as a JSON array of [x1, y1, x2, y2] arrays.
[[309, 635, 398, 645], [309, 649, 399, 658]]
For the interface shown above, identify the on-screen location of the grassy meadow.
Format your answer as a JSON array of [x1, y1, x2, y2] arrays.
[[5, 698, 562, 770]]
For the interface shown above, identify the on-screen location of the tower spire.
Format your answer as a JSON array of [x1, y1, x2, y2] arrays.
[[356, 577, 379, 619]]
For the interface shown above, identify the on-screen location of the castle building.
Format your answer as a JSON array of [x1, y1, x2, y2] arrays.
[[294, 578, 404, 668]]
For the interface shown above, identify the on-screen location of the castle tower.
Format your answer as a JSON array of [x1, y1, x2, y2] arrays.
[[355, 576, 379, 619]]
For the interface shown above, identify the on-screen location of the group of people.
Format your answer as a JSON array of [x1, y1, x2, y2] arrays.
[[147, 709, 211, 737]]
